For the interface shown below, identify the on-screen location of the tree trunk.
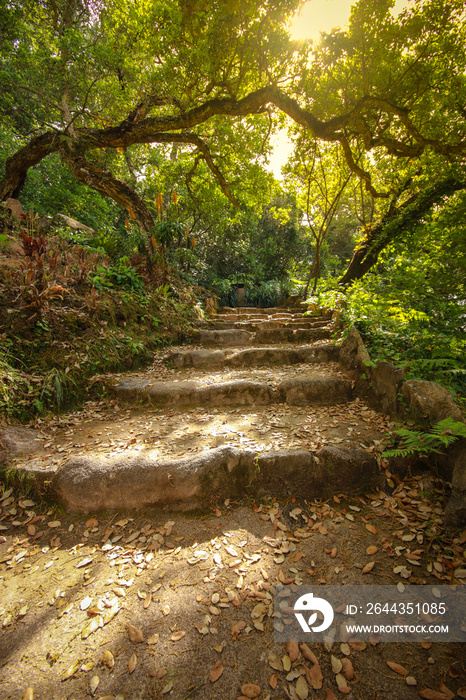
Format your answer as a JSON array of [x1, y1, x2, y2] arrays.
[[0, 133, 58, 200], [339, 176, 466, 285]]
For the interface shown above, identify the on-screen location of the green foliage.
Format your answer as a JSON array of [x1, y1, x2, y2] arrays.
[[91, 261, 145, 292], [381, 418, 466, 459]]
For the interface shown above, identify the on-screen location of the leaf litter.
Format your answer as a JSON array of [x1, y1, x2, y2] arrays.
[[0, 472, 464, 698]]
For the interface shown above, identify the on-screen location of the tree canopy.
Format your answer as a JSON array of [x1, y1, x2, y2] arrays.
[[1, 0, 465, 284]]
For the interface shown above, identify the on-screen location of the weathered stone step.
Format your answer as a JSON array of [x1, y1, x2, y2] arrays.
[[20, 444, 381, 512], [215, 312, 306, 321], [111, 374, 352, 407], [196, 327, 331, 346], [167, 343, 340, 368], [219, 306, 300, 315], [203, 318, 330, 331]]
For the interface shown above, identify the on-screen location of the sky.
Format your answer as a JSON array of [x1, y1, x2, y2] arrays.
[[268, 0, 408, 179]]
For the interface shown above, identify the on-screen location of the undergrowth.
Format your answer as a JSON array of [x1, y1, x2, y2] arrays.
[[0, 217, 202, 421]]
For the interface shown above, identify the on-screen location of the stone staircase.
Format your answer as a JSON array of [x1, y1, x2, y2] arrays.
[[19, 306, 391, 513]]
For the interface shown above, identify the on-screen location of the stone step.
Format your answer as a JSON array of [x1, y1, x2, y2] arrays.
[[196, 327, 331, 346], [203, 318, 330, 331], [215, 312, 306, 321], [219, 306, 298, 315], [111, 374, 352, 407], [29, 444, 381, 512], [167, 343, 340, 368]]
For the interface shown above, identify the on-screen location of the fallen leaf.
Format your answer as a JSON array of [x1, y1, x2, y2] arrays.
[[270, 674, 278, 689], [296, 675, 309, 699], [22, 689, 33, 700], [300, 643, 318, 665], [231, 620, 246, 640], [147, 633, 159, 645], [387, 661, 408, 676], [241, 683, 261, 698], [90, 675, 99, 695], [286, 640, 300, 662], [366, 545, 378, 555], [62, 662, 80, 681], [438, 684, 455, 700], [81, 616, 101, 639], [209, 660, 223, 683], [47, 521, 61, 528], [127, 624, 144, 643], [341, 658, 354, 681], [171, 630, 186, 642], [331, 655, 343, 674], [406, 677, 417, 686], [127, 653, 137, 673], [366, 524, 377, 535], [102, 650, 114, 669], [418, 690, 450, 700], [305, 663, 323, 690], [325, 690, 338, 700], [162, 680, 174, 694], [362, 561, 375, 574]]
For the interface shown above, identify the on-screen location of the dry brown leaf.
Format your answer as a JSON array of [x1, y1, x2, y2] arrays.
[[295, 675, 309, 699], [171, 630, 186, 642], [81, 616, 101, 640], [438, 684, 455, 700], [86, 518, 98, 529], [127, 624, 144, 643], [147, 633, 159, 645], [286, 640, 300, 662], [325, 689, 338, 700], [102, 650, 114, 669], [305, 663, 323, 690], [231, 620, 246, 640], [62, 662, 80, 681], [331, 655, 343, 674], [269, 674, 278, 689], [143, 592, 152, 609], [127, 653, 137, 673], [300, 643, 318, 665], [366, 524, 377, 535], [241, 683, 261, 698], [209, 660, 223, 683], [418, 690, 450, 700], [268, 653, 283, 671], [336, 672, 351, 693], [387, 661, 408, 676], [89, 675, 99, 695], [366, 545, 378, 555], [362, 561, 375, 574], [341, 658, 354, 681], [457, 687, 466, 699]]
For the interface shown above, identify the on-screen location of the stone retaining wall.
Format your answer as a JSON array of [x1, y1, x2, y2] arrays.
[[339, 327, 466, 526]]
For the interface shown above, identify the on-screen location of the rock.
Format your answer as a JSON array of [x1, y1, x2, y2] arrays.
[[51, 213, 95, 234], [339, 326, 370, 373], [400, 380, 463, 424], [4, 198, 25, 221], [371, 362, 405, 414], [0, 426, 42, 465], [445, 442, 466, 527], [279, 377, 353, 406]]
